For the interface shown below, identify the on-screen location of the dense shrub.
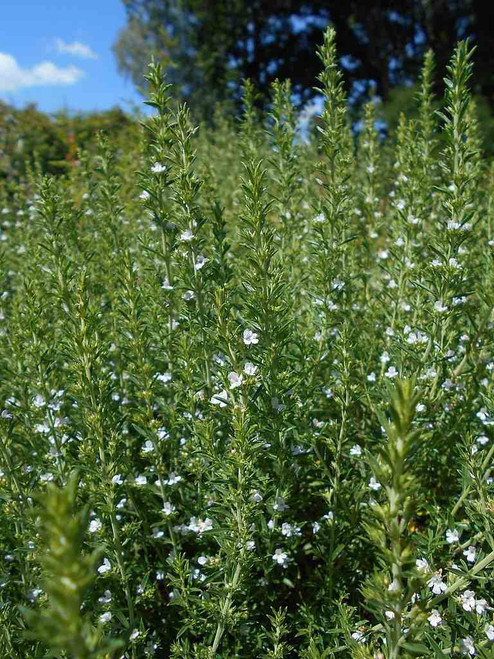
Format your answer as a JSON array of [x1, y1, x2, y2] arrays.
[[0, 30, 493, 658], [0, 104, 139, 181]]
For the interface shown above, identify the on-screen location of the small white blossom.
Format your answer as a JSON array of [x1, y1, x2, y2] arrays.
[[244, 362, 258, 375], [446, 528, 460, 544], [272, 548, 289, 567], [459, 636, 476, 656], [428, 574, 447, 594], [227, 371, 243, 388], [194, 255, 209, 270], [428, 610, 442, 627], [180, 229, 194, 241], [98, 558, 111, 574], [434, 301, 448, 313], [151, 161, 166, 173], [211, 390, 228, 407], [460, 590, 476, 612], [162, 502, 176, 516], [142, 440, 155, 454], [243, 329, 259, 345], [415, 558, 429, 573]]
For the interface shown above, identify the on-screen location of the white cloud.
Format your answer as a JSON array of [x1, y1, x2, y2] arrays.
[[0, 53, 84, 92], [55, 39, 97, 60]]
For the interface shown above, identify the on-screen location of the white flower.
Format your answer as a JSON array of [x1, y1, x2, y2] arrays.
[[161, 277, 173, 290], [227, 371, 243, 388], [194, 255, 208, 270], [188, 517, 213, 534], [272, 548, 289, 567], [428, 610, 442, 627], [135, 475, 147, 486], [211, 390, 228, 407], [111, 474, 123, 485], [98, 558, 111, 574], [32, 394, 46, 408], [151, 161, 166, 173], [459, 636, 476, 656], [251, 490, 263, 503], [351, 630, 365, 642], [162, 502, 176, 516], [157, 372, 172, 384], [89, 519, 102, 533], [434, 301, 448, 313], [446, 528, 460, 544], [142, 440, 155, 454], [350, 444, 362, 457], [463, 546, 476, 563], [98, 590, 112, 604], [130, 629, 140, 640], [475, 598, 488, 615], [331, 278, 345, 291], [447, 220, 461, 230], [385, 366, 398, 379], [380, 351, 390, 364], [165, 472, 182, 485], [367, 371, 376, 382], [460, 590, 476, 612], [180, 229, 194, 241], [273, 496, 289, 512], [243, 329, 259, 345], [281, 522, 294, 537], [415, 558, 429, 573], [312, 521, 321, 533], [428, 574, 447, 594], [368, 477, 381, 491], [139, 190, 150, 200], [182, 290, 195, 301], [244, 362, 258, 375], [485, 623, 494, 641], [99, 612, 112, 623]]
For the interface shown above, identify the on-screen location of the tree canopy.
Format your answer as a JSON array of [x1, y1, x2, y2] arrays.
[[114, 0, 494, 118]]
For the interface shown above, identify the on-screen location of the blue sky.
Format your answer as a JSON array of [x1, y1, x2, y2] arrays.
[[0, 0, 143, 114]]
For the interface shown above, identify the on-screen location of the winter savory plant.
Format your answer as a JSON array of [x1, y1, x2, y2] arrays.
[[0, 27, 493, 659]]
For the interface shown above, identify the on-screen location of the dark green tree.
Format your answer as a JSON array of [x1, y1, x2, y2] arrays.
[[114, 0, 493, 119]]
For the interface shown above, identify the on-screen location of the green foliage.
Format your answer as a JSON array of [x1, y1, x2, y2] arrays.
[[22, 474, 123, 658], [1, 29, 494, 659]]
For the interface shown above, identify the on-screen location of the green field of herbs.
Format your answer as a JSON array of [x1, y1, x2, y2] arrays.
[[0, 29, 493, 658]]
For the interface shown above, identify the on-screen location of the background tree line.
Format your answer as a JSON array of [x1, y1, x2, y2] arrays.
[[114, 0, 494, 118]]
